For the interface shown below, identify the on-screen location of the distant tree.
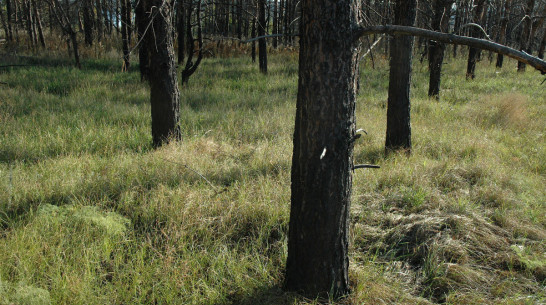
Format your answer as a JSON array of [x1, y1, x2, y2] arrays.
[[385, 0, 417, 154], [257, 0, 267, 73], [466, 0, 487, 79], [135, 0, 150, 81], [146, 0, 181, 147], [496, 0, 512, 68], [180, 0, 204, 85], [517, 0, 536, 72], [46, 0, 81, 68], [428, 0, 454, 98], [120, 0, 131, 71]]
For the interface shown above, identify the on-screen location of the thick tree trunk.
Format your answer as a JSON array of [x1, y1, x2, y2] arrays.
[[147, 0, 181, 147], [285, 0, 360, 299], [466, 0, 487, 79], [496, 0, 512, 68], [258, 0, 267, 74], [386, 0, 417, 154], [428, 0, 453, 98]]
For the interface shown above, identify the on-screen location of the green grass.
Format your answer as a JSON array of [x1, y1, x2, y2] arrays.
[[0, 51, 544, 304]]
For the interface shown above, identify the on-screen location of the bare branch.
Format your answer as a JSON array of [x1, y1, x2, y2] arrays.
[[354, 25, 546, 74]]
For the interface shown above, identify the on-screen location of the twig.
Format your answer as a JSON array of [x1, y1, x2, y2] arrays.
[[460, 23, 492, 40], [159, 157, 216, 189], [361, 35, 383, 61], [353, 164, 381, 170]]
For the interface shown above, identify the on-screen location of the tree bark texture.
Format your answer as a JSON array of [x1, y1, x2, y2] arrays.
[[428, 0, 454, 98], [285, 0, 360, 299], [385, 0, 417, 154], [147, 0, 181, 147]]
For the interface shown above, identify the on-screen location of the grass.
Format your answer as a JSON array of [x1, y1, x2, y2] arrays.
[[0, 50, 544, 304]]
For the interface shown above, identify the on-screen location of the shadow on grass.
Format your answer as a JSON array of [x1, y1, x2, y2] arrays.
[[224, 285, 301, 305]]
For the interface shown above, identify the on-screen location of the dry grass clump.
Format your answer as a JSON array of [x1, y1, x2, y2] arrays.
[[465, 93, 529, 129], [353, 211, 545, 303]]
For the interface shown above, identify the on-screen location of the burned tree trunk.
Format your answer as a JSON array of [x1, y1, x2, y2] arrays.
[[466, 0, 487, 79], [517, 0, 536, 72], [428, 0, 453, 98], [285, 0, 361, 299], [385, 0, 417, 153], [258, 0, 267, 73], [147, 0, 181, 147], [135, 0, 149, 81]]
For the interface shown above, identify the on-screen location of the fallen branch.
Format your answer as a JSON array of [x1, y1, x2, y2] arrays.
[[353, 164, 381, 170], [353, 25, 546, 74], [159, 157, 216, 189]]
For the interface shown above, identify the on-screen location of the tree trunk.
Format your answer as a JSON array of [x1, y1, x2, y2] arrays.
[[70, 30, 81, 69], [517, 0, 536, 72], [135, 0, 149, 80], [496, 0, 512, 68], [5, 0, 13, 41], [385, 0, 417, 154], [147, 0, 181, 147], [83, 0, 94, 46], [539, 30, 546, 59], [177, 0, 185, 64], [428, 0, 453, 99], [121, 0, 130, 71], [466, 0, 486, 79], [285, 0, 360, 299], [258, 0, 267, 74], [251, 15, 256, 62], [32, 0, 45, 48]]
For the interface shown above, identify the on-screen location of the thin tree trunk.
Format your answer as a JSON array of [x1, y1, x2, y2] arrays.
[[121, 0, 130, 71], [147, 0, 181, 147], [251, 15, 256, 62], [539, 30, 546, 59], [496, 0, 512, 68], [285, 0, 360, 299], [32, 0, 45, 48], [466, 0, 486, 79], [517, 0, 536, 72], [5, 0, 13, 40], [135, 0, 149, 80], [258, 0, 267, 73], [177, 0, 185, 64], [386, 0, 417, 154]]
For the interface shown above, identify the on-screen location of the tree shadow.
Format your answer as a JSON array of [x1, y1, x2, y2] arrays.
[[223, 285, 302, 305]]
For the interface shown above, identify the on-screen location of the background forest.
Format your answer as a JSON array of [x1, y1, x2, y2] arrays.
[[0, 0, 545, 304]]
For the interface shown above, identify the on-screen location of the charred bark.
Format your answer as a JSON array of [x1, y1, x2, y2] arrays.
[[258, 0, 267, 73], [428, 0, 454, 98], [147, 0, 181, 147], [385, 0, 417, 154], [285, 0, 360, 299]]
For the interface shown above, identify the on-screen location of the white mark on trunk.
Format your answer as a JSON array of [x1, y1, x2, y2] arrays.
[[320, 147, 327, 159]]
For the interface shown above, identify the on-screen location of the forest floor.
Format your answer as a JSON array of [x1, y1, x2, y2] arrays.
[[0, 53, 544, 304]]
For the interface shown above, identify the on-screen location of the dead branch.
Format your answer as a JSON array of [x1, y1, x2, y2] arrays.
[[353, 25, 546, 74]]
